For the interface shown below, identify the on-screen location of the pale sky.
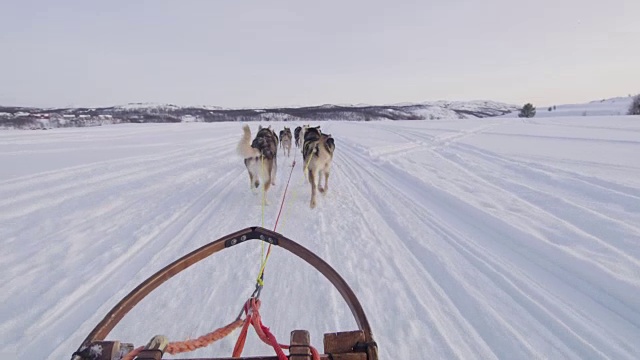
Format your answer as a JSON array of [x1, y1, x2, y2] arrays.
[[1, 0, 638, 108]]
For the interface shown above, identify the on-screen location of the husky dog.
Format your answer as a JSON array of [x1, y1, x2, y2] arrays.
[[298, 125, 310, 154], [279, 127, 292, 157], [270, 127, 279, 149], [237, 124, 278, 195], [294, 126, 302, 148], [302, 126, 335, 208]]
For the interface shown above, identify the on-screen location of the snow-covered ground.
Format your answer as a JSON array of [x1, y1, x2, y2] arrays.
[[521, 97, 634, 118], [1, 117, 640, 359]]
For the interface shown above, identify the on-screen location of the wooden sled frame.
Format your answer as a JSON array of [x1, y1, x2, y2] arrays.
[[72, 226, 378, 360]]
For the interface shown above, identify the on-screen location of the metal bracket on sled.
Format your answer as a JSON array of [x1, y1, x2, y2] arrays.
[[224, 226, 280, 248]]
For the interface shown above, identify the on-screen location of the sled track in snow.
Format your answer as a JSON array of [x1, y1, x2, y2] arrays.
[[333, 124, 640, 359], [1, 134, 250, 359], [2, 121, 639, 360], [379, 126, 640, 262]]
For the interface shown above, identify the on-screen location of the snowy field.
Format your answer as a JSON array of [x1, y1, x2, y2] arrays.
[[1, 117, 640, 359]]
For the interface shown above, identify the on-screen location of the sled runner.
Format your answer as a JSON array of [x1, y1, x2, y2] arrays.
[[70, 226, 379, 360]]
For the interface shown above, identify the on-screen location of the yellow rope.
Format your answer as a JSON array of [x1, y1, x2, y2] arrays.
[[256, 250, 270, 286], [257, 156, 297, 283], [255, 151, 306, 286], [260, 155, 265, 228], [258, 155, 266, 285]]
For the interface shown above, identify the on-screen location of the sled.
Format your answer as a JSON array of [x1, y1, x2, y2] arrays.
[[70, 226, 379, 360]]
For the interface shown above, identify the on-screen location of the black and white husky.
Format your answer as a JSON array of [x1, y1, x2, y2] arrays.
[[298, 125, 310, 154], [302, 126, 335, 209], [237, 124, 278, 195]]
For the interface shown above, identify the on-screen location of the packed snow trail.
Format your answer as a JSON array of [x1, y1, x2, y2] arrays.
[[1, 118, 639, 359]]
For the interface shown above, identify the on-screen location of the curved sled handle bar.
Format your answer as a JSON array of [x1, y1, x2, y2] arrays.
[[81, 226, 374, 345]]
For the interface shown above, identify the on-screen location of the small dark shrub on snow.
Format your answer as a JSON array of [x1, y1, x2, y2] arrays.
[[628, 94, 640, 115], [518, 103, 536, 118]]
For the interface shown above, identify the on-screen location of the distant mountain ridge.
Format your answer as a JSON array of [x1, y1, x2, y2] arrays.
[[0, 100, 518, 129]]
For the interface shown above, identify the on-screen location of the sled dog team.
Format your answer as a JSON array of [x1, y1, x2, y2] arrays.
[[237, 124, 335, 209]]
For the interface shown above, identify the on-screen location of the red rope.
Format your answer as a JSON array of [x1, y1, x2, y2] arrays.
[[253, 156, 296, 279], [254, 156, 296, 280], [232, 298, 320, 360], [232, 299, 287, 360], [250, 308, 289, 360]]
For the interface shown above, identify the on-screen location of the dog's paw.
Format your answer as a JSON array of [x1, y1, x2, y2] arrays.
[[318, 186, 325, 193], [310, 199, 316, 209]]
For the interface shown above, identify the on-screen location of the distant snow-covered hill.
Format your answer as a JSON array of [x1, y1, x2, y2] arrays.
[[504, 96, 634, 118], [111, 102, 225, 111], [0, 100, 518, 129]]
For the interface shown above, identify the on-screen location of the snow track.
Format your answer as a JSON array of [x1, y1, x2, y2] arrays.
[[1, 118, 639, 359]]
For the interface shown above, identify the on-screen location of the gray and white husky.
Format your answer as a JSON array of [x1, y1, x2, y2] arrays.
[[279, 127, 292, 157], [302, 126, 335, 209]]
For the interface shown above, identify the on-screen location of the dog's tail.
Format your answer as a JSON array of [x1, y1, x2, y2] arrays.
[[320, 133, 335, 153], [237, 125, 260, 158]]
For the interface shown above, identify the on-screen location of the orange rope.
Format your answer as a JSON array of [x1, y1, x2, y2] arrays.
[[166, 318, 244, 354], [232, 311, 253, 357], [121, 318, 244, 360]]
